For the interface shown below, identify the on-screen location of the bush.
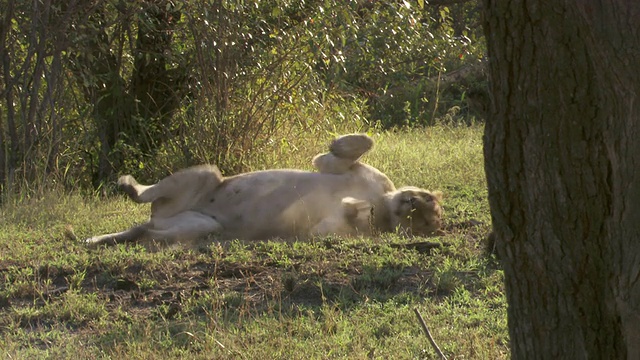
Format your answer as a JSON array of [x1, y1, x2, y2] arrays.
[[0, 0, 485, 195]]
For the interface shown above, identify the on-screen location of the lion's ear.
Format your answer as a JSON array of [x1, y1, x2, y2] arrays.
[[431, 191, 443, 203]]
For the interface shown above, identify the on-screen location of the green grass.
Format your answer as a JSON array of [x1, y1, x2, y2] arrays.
[[0, 124, 508, 359]]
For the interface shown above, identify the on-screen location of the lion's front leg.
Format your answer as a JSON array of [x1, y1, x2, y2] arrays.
[[329, 134, 374, 160], [312, 134, 373, 174], [311, 197, 373, 237]]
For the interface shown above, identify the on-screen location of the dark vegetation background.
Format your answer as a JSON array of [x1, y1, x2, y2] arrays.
[[0, 0, 487, 195]]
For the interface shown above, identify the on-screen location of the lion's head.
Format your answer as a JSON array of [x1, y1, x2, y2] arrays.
[[386, 186, 443, 236]]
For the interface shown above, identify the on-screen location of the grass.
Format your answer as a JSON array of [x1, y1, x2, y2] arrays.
[[0, 124, 508, 359]]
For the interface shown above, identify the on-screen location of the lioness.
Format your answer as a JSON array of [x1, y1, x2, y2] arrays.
[[86, 134, 443, 247]]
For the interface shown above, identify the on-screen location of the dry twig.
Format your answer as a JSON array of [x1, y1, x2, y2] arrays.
[[414, 308, 448, 360]]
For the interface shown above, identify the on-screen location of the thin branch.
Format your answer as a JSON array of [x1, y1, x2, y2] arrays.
[[425, 0, 475, 6], [430, 70, 442, 122], [414, 308, 448, 360]]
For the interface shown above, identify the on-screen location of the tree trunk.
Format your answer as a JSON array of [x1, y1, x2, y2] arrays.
[[482, 1, 640, 359], [0, 0, 19, 189]]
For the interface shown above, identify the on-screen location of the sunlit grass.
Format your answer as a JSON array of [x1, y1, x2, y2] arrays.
[[0, 124, 507, 359]]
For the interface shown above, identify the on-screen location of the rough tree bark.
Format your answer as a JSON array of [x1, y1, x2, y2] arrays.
[[483, 1, 640, 359]]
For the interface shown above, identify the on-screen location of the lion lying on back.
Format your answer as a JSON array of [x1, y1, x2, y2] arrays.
[[86, 134, 443, 247]]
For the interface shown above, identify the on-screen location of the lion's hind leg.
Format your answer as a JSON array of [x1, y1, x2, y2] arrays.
[[85, 223, 151, 248], [86, 211, 222, 248], [119, 164, 223, 204], [118, 175, 154, 203], [312, 134, 374, 174], [145, 211, 222, 242]]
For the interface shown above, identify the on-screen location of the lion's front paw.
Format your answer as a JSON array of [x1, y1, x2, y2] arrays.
[[329, 134, 373, 160]]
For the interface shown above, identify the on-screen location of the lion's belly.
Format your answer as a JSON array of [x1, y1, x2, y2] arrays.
[[224, 192, 342, 239], [195, 170, 379, 240]]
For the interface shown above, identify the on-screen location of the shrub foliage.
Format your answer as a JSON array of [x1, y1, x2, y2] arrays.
[[0, 0, 485, 193]]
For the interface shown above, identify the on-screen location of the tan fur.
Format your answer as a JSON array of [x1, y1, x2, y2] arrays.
[[86, 134, 443, 247]]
